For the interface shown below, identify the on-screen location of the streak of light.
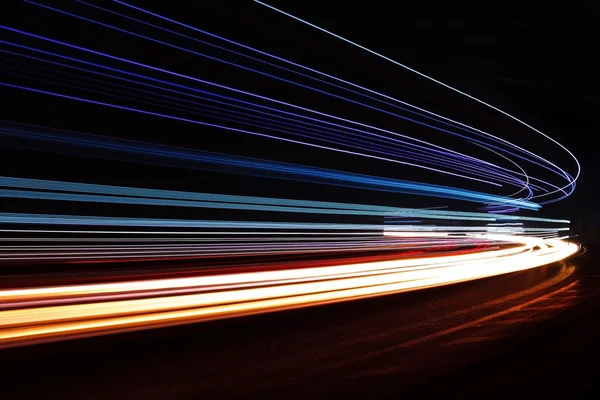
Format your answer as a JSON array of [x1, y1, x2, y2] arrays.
[[0, 234, 578, 348], [253, 0, 580, 202], [111, 0, 573, 199]]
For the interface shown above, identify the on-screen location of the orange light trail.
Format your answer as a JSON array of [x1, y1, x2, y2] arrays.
[[0, 234, 578, 348]]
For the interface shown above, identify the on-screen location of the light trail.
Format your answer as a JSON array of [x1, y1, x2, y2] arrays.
[[111, 0, 573, 196], [253, 0, 580, 202], [0, 26, 507, 187], [0, 175, 539, 212], [0, 124, 542, 207], [0, 12, 571, 200], [0, 234, 578, 348]]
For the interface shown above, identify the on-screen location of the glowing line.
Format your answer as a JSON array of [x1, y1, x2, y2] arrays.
[[114, 0, 573, 189], [254, 0, 580, 200]]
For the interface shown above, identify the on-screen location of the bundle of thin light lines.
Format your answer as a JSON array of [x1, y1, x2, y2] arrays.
[[0, 0, 580, 347]]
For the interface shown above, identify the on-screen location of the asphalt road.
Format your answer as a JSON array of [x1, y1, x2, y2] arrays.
[[1, 253, 597, 399]]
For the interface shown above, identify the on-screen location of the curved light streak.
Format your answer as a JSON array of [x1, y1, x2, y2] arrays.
[[0, 234, 578, 348], [254, 0, 580, 201], [108, 0, 577, 200], [253, 1, 580, 198]]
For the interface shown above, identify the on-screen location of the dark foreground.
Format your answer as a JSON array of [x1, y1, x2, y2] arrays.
[[1, 252, 598, 399]]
